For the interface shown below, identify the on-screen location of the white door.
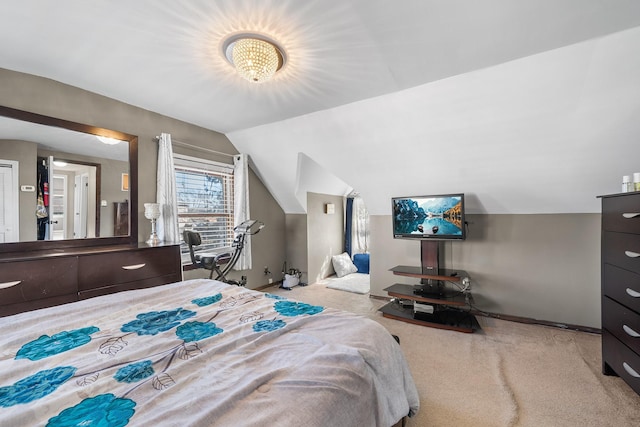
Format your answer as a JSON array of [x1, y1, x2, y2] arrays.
[[73, 173, 89, 238], [0, 160, 19, 243], [44, 156, 54, 240], [50, 175, 67, 240]]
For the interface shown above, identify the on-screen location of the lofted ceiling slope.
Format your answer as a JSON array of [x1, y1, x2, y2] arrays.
[[2, 1, 640, 214]]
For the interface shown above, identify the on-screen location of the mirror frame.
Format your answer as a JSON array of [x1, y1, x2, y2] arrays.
[[0, 105, 138, 253]]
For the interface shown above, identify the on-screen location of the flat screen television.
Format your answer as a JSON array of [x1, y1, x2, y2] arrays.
[[392, 193, 466, 240]]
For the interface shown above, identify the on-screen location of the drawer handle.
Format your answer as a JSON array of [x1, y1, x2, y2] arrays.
[[623, 362, 640, 378], [624, 251, 640, 258], [622, 213, 640, 219], [0, 280, 21, 290], [626, 288, 640, 298], [122, 263, 146, 270], [623, 325, 640, 338]]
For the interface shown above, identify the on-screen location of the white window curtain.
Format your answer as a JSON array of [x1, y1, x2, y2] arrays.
[[233, 153, 251, 270], [351, 195, 370, 254], [156, 133, 180, 243]]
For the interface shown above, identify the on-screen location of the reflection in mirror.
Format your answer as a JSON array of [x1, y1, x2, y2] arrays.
[[45, 158, 99, 241], [0, 106, 138, 252]]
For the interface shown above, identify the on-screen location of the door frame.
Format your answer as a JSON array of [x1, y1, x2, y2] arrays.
[[0, 159, 20, 243]]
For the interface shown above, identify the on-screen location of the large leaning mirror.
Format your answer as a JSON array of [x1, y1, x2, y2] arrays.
[[0, 105, 138, 253]]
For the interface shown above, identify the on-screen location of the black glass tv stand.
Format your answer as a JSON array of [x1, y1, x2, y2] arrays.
[[379, 265, 480, 333]]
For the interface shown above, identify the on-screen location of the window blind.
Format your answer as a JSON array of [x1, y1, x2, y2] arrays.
[[174, 155, 234, 263]]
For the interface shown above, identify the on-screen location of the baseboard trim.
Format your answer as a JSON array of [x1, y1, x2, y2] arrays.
[[471, 309, 601, 334], [254, 281, 282, 291]]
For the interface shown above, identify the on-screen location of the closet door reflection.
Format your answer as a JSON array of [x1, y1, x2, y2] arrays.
[[44, 157, 97, 240], [73, 173, 89, 238], [50, 175, 66, 240]]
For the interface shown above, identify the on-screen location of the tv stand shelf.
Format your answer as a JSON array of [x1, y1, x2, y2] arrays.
[[385, 283, 468, 306], [379, 265, 480, 333], [391, 265, 467, 283]]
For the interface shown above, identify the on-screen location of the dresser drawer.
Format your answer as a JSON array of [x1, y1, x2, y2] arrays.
[[602, 330, 640, 395], [602, 193, 640, 234], [603, 297, 640, 354], [603, 264, 640, 312], [77, 246, 181, 291], [0, 257, 78, 306], [602, 232, 640, 275]]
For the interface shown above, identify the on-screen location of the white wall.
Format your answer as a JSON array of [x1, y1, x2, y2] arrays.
[[228, 27, 640, 216], [285, 213, 308, 284]]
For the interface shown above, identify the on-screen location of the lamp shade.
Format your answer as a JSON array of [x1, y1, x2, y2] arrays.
[[144, 203, 161, 220]]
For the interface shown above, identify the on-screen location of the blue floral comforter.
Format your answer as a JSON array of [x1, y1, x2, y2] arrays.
[[0, 279, 419, 426]]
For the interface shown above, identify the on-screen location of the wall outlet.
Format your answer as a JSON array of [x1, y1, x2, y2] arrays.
[[268, 278, 273, 284]]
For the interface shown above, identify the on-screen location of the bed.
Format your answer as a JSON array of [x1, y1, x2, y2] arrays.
[[0, 278, 419, 426]]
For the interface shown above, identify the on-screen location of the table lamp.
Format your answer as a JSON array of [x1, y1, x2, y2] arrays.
[[144, 203, 161, 246]]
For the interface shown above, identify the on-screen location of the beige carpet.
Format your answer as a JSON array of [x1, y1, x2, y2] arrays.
[[266, 283, 640, 427]]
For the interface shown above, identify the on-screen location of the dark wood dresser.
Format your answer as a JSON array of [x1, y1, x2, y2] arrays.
[[600, 191, 640, 395], [0, 243, 182, 317]]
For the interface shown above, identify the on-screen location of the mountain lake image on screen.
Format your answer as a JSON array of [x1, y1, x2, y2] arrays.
[[392, 194, 465, 240]]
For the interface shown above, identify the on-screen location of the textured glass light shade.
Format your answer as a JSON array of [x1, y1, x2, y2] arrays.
[[232, 38, 279, 83], [144, 203, 161, 220]]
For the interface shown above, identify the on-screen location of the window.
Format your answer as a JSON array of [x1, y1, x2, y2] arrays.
[[174, 154, 234, 264]]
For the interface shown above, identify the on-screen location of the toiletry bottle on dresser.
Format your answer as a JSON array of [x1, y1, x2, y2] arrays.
[[635, 173, 640, 191]]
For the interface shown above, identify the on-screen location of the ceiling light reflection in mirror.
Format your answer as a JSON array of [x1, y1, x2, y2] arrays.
[[97, 135, 125, 145], [0, 116, 128, 162]]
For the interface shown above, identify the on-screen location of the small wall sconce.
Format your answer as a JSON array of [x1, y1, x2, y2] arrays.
[[325, 203, 335, 215]]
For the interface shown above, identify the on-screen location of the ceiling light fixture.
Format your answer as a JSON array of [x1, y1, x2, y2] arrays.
[[223, 34, 285, 83]]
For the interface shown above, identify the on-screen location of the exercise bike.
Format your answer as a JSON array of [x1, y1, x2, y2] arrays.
[[183, 219, 264, 286]]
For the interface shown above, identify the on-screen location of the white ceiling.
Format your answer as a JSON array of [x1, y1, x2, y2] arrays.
[[2, 1, 640, 214]]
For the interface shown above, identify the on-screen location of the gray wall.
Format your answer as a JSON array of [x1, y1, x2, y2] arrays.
[[1, 68, 286, 289], [285, 213, 308, 283], [306, 192, 344, 284], [370, 213, 602, 329]]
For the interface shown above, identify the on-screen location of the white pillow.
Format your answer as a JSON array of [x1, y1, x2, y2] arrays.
[[332, 252, 358, 278]]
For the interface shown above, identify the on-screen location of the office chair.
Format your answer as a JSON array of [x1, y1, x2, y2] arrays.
[[183, 219, 264, 286]]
